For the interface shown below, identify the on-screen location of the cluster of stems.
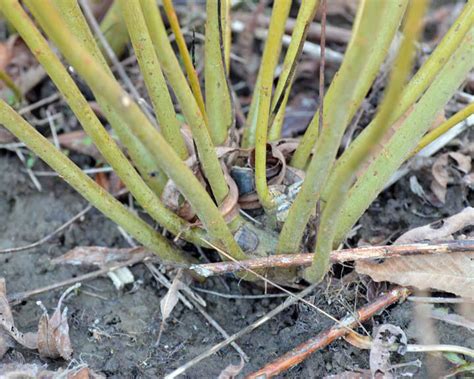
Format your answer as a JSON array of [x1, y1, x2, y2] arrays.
[[0, 0, 472, 282]]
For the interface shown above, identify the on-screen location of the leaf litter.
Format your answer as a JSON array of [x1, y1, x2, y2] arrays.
[[356, 207, 474, 298], [0, 278, 78, 360]]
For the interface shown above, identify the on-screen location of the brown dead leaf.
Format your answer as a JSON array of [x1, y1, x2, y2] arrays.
[[57, 130, 101, 159], [356, 251, 473, 298], [360, 209, 474, 298], [370, 325, 407, 379], [156, 270, 185, 346], [52, 246, 151, 268], [0, 279, 37, 358], [160, 270, 185, 324], [0, 37, 15, 71], [217, 357, 245, 379], [0, 35, 43, 96], [36, 283, 79, 360], [0, 127, 15, 144], [395, 207, 474, 244], [431, 152, 472, 203]]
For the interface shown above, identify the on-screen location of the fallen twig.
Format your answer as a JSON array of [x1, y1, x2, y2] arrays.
[[246, 287, 411, 379], [165, 283, 320, 379], [7, 255, 150, 305], [234, 12, 352, 44], [190, 240, 474, 277], [0, 205, 92, 254]]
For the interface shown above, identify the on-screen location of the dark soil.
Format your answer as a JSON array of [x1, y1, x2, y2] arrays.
[[1, 141, 472, 378]]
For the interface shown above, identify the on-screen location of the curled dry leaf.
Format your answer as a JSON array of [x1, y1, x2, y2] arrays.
[[217, 356, 245, 379], [357, 208, 474, 298], [431, 152, 472, 204], [370, 324, 407, 379], [52, 246, 151, 268], [0, 279, 37, 358], [160, 270, 185, 324], [356, 251, 473, 298], [57, 130, 101, 160], [36, 283, 79, 360], [156, 270, 186, 346], [395, 206, 474, 244]]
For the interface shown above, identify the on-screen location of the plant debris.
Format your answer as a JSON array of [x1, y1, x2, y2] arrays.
[[0, 279, 77, 360]]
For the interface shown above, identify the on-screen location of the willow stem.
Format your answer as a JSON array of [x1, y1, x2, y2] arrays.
[[323, 0, 474, 199], [277, 0, 403, 255], [242, 0, 291, 148], [304, 0, 428, 283], [0, 99, 189, 264], [1, 0, 205, 246], [333, 28, 474, 246], [139, 0, 229, 204], [253, 0, 292, 211], [268, 0, 319, 141], [291, 0, 408, 169], [119, 0, 188, 159], [412, 103, 474, 155], [51, 0, 168, 194], [162, 0, 207, 118], [25, 0, 247, 261], [99, 0, 129, 61], [205, 0, 233, 145]]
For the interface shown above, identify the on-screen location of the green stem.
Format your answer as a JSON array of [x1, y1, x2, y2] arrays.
[[221, 0, 231, 73], [278, 0, 398, 254], [291, 0, 408, 169], [0, 69, 21, 103], [2, 0, 204, 246], [254, 0, 292, 211], [118, 0, 188, 159], [99, 0, 129, 60], [162, 0, 207, 118], [26, 0, 247, 261], [51, 0, 167, 194], [333, 28, 474, 246], [412, 103, 474, 155], [205, 0, 233, 145], [323, 0, 474, 200], [241, 0, 291, 148], [139, 0, 229, 204], [268, 0, 319, 141], [304, 0, 428, 282], [0, 99, 189, 264]]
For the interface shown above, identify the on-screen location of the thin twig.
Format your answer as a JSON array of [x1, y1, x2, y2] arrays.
[[231, 20, 344, 63], [190, 240, 474, 277], [408, 296, 474, 304], [191, 296, 250, 362], [8, 255, 148, 305], [46, 109, 60, 149], [192, 287, 287, 300], [18, 92, 61, 115], [246, 287, 411, 378], [0, 204, 92, 254], [165, 283, 319, 379], [200, 239, 347, 328], [30, 166, 114, 177], [14, 148, 42, 191], [117, 228, 248, 360]]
